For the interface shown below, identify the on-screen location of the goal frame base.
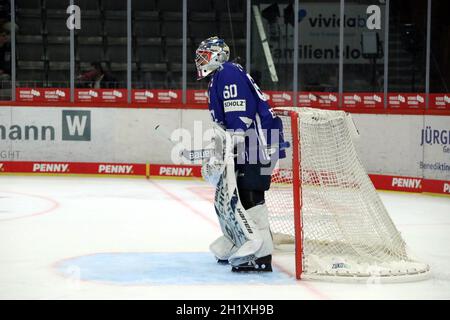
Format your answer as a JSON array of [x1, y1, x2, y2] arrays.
[[302, 271, 431, 284]]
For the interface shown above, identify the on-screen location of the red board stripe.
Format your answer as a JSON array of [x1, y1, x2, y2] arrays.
[[0, 162, 448, 195]]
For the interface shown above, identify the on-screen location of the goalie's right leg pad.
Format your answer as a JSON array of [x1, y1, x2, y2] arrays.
[[244, 203, 273, 258], [228, 204, 274, 268]]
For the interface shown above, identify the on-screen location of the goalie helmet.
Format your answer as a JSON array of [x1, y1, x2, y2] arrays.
[[195, 36, 230, 80]]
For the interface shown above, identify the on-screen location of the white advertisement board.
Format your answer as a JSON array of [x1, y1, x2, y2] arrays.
[[0, 107, 186, 163], [352, 114, 424, 178], [422, 116, 450, 180]]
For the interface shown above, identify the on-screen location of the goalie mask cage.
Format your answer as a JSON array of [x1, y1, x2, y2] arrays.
[[267, 108, 430, 282]]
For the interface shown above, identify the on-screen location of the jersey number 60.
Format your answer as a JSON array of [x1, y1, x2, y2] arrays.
[[223, 84, 238, 99]]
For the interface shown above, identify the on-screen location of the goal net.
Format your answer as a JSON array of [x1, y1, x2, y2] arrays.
[[266, 107, 430, 282]]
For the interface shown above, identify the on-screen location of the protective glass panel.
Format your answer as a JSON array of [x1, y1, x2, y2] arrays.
[[76, 0, 126, 89], [343, 0, 386, 94], [388, 0, 427, 93], [251, 0, 294, 93], [429, 0, 450, 94], [298, 1, 340, 98], [0, 0, 12, 100]]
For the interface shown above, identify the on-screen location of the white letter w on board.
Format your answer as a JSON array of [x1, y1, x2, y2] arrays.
[[66, 115, 87, 136]]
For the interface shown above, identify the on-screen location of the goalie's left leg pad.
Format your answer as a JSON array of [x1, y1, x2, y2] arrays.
[[213, 158, 263, 251], [211, 138, 267, 266]]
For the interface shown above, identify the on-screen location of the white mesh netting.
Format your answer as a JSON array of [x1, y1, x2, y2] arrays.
[[266, 107, 430, 282]]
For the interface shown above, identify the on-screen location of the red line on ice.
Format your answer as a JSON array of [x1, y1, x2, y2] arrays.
[[0, 190, 59, 222]]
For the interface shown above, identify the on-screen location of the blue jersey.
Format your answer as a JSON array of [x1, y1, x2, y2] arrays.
[[208, 62, 286, 163]]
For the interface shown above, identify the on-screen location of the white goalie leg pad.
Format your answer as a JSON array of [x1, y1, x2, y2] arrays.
[[228, 204, 273, 266], [248, 204, 274, 258], [219, 202, 264, 266], [209, 235, 238, 261]]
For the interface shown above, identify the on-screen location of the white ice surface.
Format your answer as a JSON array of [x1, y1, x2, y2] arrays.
[[0, 176, 449, 300]]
